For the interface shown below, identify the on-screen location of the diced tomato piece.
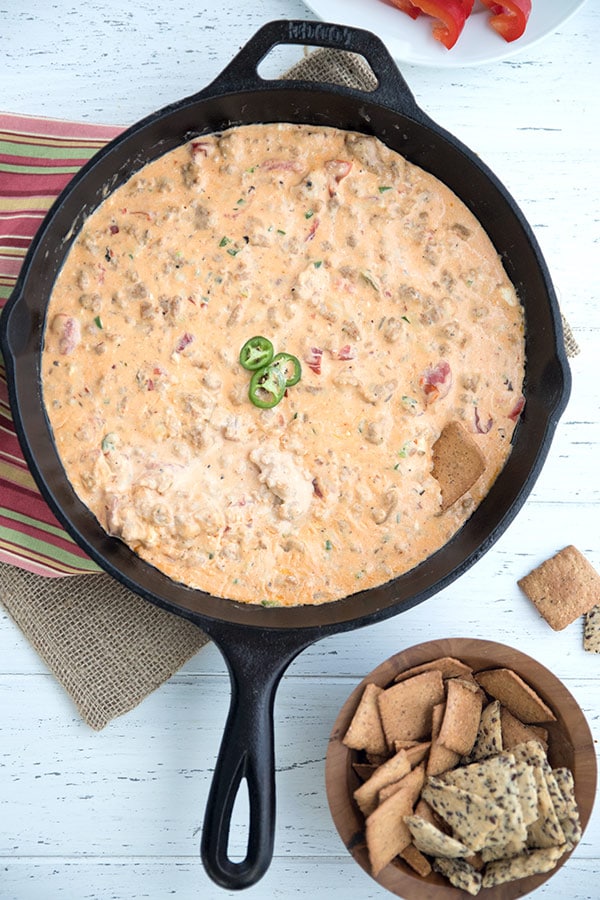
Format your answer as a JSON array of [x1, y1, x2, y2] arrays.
[[175, 332, 194, 354], [420, 360, 452, 403], [337, 345, 356, 361], [305, 347, 323, 375], [325, 160, 352, 196], [508, 395, 526, 421]]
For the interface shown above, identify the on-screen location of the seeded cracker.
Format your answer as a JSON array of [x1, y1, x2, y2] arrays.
[[377, 670, 445, 744], [421, 778, 504, 853], [405, 815, 471, 858], [518, 545, 600, 631], [342, 682, 388, 756], [482, 845, 568, 887], [474, 668, 556, 724], [433, 857, 482, 896], [583, 604, 600, 653], [440, 753, 527, 853], [553, 767, 583, 846], [512, 760, 540, 826], [526, 765, 566, 849], [466, 699, 503, 762]]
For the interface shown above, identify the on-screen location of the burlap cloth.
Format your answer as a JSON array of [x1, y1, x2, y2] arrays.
[[0, 48, 580, 732]]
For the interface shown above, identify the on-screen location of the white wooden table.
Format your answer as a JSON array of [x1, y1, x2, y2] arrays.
[[1, 2, 599, 898]]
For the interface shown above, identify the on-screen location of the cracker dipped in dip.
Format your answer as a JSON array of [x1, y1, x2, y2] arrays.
[[41, 124, 525, 606]]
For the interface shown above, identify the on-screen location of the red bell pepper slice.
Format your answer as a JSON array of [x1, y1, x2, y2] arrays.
[[388, 0, 422, 19], [389, 0, 471, 50], [479, 0, 531, 43]]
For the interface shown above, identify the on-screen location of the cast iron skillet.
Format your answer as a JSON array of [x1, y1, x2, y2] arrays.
[[0, 19, 571, 891]]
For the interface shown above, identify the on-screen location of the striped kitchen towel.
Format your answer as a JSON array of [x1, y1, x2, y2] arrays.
[[0, 113, 122, 576]]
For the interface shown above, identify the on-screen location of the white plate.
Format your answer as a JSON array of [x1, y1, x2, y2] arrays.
[[303, 0, 588, 67]]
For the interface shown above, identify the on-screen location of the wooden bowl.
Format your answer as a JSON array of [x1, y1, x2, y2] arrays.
[[325, 637, 596, 899]]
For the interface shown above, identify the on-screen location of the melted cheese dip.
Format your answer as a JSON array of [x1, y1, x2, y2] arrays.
[[42, 124, 525, 606]]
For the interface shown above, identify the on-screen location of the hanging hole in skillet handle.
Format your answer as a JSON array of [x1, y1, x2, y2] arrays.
[[202, 18, 421, 119]]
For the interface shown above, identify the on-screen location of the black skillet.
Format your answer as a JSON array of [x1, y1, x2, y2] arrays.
[[0, 19, 571, 891]]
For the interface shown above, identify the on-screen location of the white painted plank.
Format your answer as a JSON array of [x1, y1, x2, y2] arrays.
[[1, 675, 598, 856], [1, 855, 599, 900]]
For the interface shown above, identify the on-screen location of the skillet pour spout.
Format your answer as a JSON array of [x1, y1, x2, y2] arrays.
[[0, 19, 571, 891]]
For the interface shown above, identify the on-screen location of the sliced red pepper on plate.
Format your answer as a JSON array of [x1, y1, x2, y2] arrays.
[[388, 0, 422, 19], [479, 0, 531, 43], [388, 0, 473, 49]]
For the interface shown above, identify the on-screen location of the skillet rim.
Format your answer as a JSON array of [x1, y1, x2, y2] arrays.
[[0, 48, 571, 634]]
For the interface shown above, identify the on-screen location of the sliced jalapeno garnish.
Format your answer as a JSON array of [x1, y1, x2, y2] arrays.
[[271, 352, 302, 387], [249, 363, 287, 409], [239, 335, 274, 371]]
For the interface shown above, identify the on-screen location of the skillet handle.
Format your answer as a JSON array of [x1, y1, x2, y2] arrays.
[[199, 622, 315, 890], [201, 18, 420, 117]]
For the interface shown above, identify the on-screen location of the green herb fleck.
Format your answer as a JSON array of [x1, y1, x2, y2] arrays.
[[305, 210, 314, 219], [325, 539, 333, 551], [401, 315, 411, 324], [94, 315, 103, 329], [101, 433, 117, 453], [313, 260, 323, 269], [219, 236, 231, 247], [277, 228, 286, 235], [361, 271, 380, 292], [227, 247, 241, 256], [261, 599, 280, 607], [378, 185, 392, 193], [397, 441, 411, 459]]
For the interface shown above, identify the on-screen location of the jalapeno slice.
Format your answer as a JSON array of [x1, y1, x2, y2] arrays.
[[271, 352, 302, 387], [239, 336, 274, 371], [249, 363, 287, 409]]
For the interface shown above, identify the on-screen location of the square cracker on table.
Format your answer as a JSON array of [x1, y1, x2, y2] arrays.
[[474, 668, 556, 724], [518, 545, 600, 631], [431, 420, 486, 511], [583, 604, 600, 653]]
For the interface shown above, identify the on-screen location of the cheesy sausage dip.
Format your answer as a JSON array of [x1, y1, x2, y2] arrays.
[[42, 124, 525, 606]]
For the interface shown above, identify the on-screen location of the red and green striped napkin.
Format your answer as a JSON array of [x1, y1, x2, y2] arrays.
[[0, 113, 122, 577]]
